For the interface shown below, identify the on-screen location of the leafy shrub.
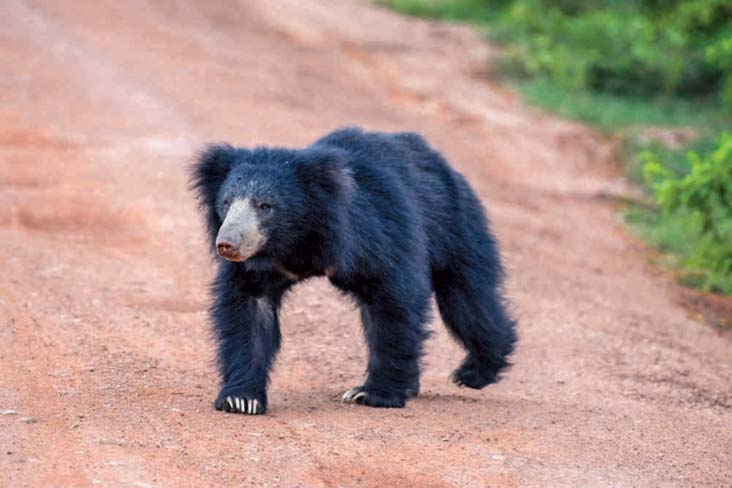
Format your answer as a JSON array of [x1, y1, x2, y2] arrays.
[[384, 0, 732, 110], [498, 0, 732, 102], [706, 31, 732, 109], [642, 133, 732, 293]]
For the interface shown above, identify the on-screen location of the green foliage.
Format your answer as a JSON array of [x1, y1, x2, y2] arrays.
[[706, 32, 732, 108], [621, 135, 719, 184], [641, 133, 732, 293], [519, 80, 727, 132], [380, 0, 508, 23], [384, 0, 732, 111]]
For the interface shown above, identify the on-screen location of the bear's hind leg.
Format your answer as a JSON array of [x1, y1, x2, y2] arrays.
[[433, 266, 516, 389], [343, 287, 430, 408]]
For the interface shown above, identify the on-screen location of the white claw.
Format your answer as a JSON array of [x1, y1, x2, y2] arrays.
[[235, 397, 241, 411], [226, 396, 233, 409], [252, 400, 259, 414], [249, 400, 255, 414], [342, 388, 356, 402], [352, 391, 366, 401]]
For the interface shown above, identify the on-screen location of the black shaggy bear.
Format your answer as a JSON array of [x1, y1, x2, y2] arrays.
[[191, 127, 516, 415]]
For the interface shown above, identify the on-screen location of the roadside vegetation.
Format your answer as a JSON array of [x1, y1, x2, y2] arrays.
[[382, 0, 732, 295]]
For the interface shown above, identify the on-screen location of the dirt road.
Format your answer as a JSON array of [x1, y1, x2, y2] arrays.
[[1, 1, 730, 486]]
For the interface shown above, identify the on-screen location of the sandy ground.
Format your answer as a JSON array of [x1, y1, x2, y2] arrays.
[[1, 1, 730, 486]]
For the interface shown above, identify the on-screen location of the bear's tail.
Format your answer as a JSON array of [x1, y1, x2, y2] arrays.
[[432, 250, 517, 389]]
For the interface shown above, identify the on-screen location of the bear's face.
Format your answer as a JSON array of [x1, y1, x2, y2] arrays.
[[214, 157, 306, 262], [191, 144, 351, 264]]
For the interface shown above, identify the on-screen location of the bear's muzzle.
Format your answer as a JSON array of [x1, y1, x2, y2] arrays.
[[215, 198, 264, 262]]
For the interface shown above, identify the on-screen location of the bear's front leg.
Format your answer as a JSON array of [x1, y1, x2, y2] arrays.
[[210, 266, 284, 415], [344, 287, 431, 408]]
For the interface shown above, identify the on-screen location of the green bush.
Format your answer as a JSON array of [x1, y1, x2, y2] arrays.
[[498, 0, 732, 102], [642, 133, 732, 293], [706, 31, 732, 109], [384, 0, 732, 111]]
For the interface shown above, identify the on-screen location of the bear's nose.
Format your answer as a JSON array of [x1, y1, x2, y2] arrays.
[[217, 241, 237, 257]]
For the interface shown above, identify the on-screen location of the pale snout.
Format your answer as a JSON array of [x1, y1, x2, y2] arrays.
[[215, 199, 265, 262]]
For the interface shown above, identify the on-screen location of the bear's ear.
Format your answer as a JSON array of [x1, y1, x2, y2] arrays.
[[189, 144, 238, 248], [294, 147, 353, 200]]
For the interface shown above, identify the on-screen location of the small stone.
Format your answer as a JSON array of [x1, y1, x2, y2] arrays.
[[1, 409, 17, 416]]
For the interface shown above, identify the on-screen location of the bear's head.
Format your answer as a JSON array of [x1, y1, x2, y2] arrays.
[[191, 143, 352, 264]]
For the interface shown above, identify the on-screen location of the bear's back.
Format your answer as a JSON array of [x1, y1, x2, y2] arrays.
[[312, 127, 458, 198], [313, 127, 478, 267]]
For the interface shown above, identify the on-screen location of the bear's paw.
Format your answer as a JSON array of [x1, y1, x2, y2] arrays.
[[341, 386, 406, 408], [451, 357, 502, 390], [214, 391, 266, 415]]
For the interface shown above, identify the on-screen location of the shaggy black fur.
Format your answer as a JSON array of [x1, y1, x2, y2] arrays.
[[191, 127, 516, 414]]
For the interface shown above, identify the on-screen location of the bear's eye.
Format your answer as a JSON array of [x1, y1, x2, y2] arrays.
[[222, 198, 232, 208], [256, 201, 273, 211]]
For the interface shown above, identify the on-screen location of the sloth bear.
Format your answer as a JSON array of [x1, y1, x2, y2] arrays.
[[191, 127, 516, 415]]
